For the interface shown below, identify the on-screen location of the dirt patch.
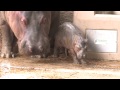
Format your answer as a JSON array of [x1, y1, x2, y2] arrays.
[[0, 56, 120, 79]]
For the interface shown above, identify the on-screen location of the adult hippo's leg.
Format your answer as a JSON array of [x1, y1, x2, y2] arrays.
[[49, 11, 60, 54], [0, 20, 15, 58]]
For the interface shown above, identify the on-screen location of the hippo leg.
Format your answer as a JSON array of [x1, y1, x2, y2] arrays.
[[72, 55, 80, 64], [42, 53, 49, 58], [65, 48, 68, 57], [41, 54, 47, 58], [0, 20, 15, 58], [80, 59, 87, 65], [53, 46, 59, 58], [49, 12, 60, 52], [70, 49, 80, 64]]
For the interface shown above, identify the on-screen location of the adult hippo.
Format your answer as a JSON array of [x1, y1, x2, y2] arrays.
[[0, 11, 60, 58]]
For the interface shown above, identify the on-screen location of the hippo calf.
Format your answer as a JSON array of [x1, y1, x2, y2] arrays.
[[53, 22, 87, 64]]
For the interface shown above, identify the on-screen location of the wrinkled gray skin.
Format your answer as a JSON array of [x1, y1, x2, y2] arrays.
[[0, 11, 60, 58], [54, 22, 87, 64]]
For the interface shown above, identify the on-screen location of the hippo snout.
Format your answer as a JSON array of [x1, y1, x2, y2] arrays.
[[19, 43, 31, 55], [76, 49, 84, 60], [18, 40, 40, 55]]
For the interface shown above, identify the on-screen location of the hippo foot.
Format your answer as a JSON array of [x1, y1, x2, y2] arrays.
[[52, 54, 59, 58], [42, 54, 48, 58], [80, 59, 87, 65], [31, 55, 42, 58], [31, 54, 48, 58], [73, 57, 80, 64], [0, 52, 15, 58], [73, 60, 80, 64]]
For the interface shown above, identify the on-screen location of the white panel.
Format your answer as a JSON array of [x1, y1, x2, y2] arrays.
[[86, 30, 118, 53]]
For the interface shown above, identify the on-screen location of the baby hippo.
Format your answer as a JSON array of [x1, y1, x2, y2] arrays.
[[53, 22, 87, 64]]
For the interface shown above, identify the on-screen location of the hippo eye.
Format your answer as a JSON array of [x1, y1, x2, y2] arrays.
[[41, 17, 46, 24], [21, 18, 27, 26]]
